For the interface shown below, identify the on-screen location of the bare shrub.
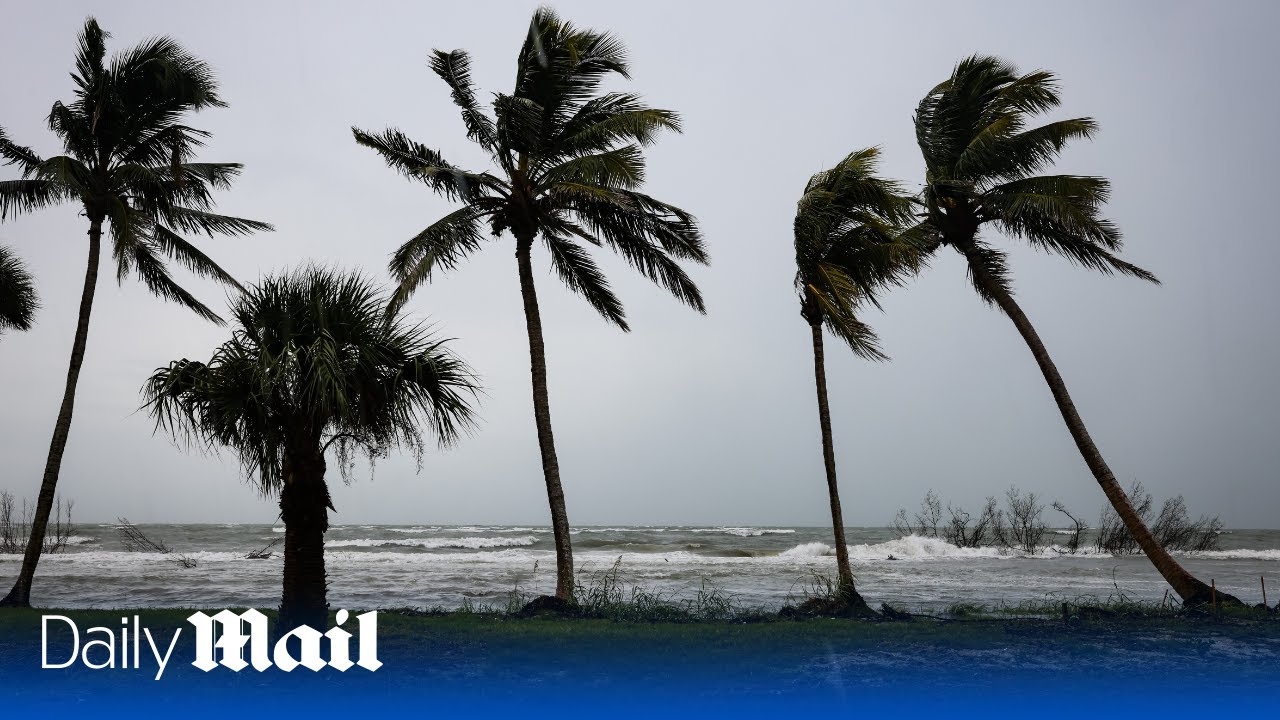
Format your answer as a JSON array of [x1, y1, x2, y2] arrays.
[[1152, 496, 1223, 552], [1051, 501, 1088, 554], [1095, 481, 1223, 556], [943, 497, 1001, 548], [1095, 482, 1223, 554], [893, 489, 941, 538], [993, 487, 1046, 554], [117, 517, 198, 568], [247, 537, 282, 560], [0, 490, 76, 554]]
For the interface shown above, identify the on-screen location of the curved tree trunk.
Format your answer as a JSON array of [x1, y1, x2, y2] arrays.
[[2, 220, 102, 607], [959, 244, 1233, 606], [808, 318, 865, 607], [515, 237, 574, 603], [277, 449, 331, 633]]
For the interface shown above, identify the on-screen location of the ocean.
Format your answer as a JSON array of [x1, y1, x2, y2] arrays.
[[4, 524, 1277, 611]]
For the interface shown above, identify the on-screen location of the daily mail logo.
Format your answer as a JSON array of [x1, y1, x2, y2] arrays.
[[41, 609, 381, 679]]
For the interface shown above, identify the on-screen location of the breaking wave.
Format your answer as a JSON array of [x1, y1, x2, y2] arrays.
[[692, 527, 796, 537], [326, 536, 538, 550]]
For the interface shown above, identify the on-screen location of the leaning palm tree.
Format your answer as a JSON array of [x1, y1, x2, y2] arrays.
[[0, 18, 270, 607], [0, 245, 38, 334], [353, 8, 706, 607], [794, 148, 917, 616], [142, 267, 478, 631], [912, 55, 1230, 605]]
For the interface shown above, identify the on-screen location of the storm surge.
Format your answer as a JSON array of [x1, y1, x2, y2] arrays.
[[3, 524, 1276, 611]]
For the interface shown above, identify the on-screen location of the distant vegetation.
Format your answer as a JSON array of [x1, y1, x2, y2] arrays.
[[893, 484, 1223, 555], [0, 491, 74, 555]]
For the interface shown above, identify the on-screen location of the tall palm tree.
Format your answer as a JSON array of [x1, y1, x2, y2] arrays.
[[912, 55, 1231, 605], [794, 148, 917, 616], [142, 267, 478, 631], [0, 18, 270, 607], [353, 8, 706, 606], [0, 245, 38, 334]]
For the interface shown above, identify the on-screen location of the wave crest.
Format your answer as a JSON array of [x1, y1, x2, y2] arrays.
[[326, 535, 538, 550]]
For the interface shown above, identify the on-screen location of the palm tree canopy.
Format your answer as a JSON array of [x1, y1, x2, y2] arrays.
[[794, 147, 919, 360], [141, 266, 479, 494], [0, 17, 271, 322], [913, 54, 1156, 303], [0, 245, 39, 333], [353, 7, 707, 328]]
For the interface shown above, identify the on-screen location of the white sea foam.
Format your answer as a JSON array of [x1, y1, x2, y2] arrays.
[[571, 527, 666, 534], [690, 527, 797, 537], [326, 535, 538, 550], [776, 536, 1005, 561], [779, 542, 835, 557], [1183, 548, 1280, 561]]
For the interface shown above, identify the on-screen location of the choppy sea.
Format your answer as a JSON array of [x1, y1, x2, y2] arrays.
[[4, 524, 1277, 611]]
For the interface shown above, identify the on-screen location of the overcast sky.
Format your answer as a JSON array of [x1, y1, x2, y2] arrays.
[[1, 1, 1277, 528]]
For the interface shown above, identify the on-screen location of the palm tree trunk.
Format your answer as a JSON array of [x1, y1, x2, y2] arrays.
[[515, 236, 574, 603], [277, 450, 331, 633], [2, 220, 102, 607], [959, 245, 1233, 606], [808, 318, 862, 602]]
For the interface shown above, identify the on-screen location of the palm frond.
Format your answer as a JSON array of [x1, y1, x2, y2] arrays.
[[569, 197, 705, 312], [821, 299, 888, 362], [430, 49, 499, 155], [162, 206, 274, 237], [128, 239, 223, 323], [72, 18, 108, 94], [0, 179, 70, 219], [386, 206, 489, 312], [553, 92, 680, 159], [542, 230, 628, 330], [969, 119, 1099, 183], [538, 145, 645, 189], [352, 127, 499, 202], [0, 127, 44, 176], [959, 240, 1015, 305], [152, 225, 244, 290], [0, 245, 39, 333]]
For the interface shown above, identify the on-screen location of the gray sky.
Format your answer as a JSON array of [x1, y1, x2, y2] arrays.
[[1, 1, 1277, 527]]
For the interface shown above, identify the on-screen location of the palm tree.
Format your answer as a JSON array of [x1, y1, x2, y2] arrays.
[[353, 8, 706, 607], [0, 245, 38, 334], [0, 18, 270, 607], [912, 55, 1231, 605], [142, 267, 478, 631], [794, 148, 917, 616]]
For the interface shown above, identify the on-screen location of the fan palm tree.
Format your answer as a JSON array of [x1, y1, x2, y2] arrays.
[[353, 8, 706, 606], [0, 245, 38, 334], [794, 148, 918, 615], [142, 267, 478, 631], [912, 55, 1231, 605], [0, 18, 270, 607]]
